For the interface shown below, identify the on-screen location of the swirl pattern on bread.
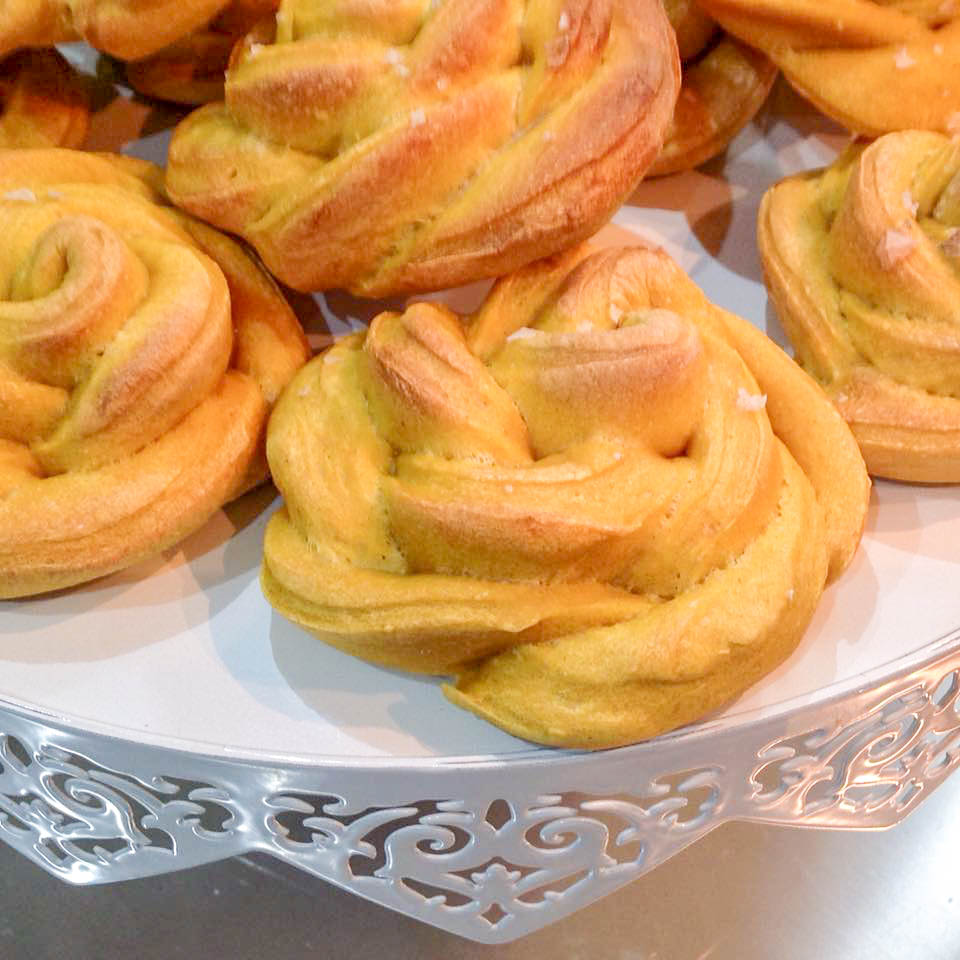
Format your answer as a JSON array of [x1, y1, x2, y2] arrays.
[[0, 50, 89, 150], [759, 131, 960, 482], [0, 149, 308, 598], [0, 0, 229, 60], [695, 0, 960, 136], [166, 0, 680, 296], [261, 244, 868, 748], [650, 0, 776, 176]]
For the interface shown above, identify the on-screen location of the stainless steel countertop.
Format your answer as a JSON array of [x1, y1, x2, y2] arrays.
[[3, 765, 958, 959]]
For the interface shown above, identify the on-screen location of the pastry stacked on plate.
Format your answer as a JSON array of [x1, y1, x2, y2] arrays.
[[29, 0, 960, 749]]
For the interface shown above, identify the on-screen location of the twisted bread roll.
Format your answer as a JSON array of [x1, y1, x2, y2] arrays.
[[0, 0, 229, 60], [695, 0, 960, 136], [760, 131, 960, 482], [649, 0, 776, 176], [166, 0, 680, 296], [262, 244, 869, 748], [0, 150, 309, 599], [0, 50, 89, 149], [127, 0, 278, 105]]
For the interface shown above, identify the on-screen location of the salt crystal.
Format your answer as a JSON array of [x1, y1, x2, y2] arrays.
[[943, 229, 960, 257], [576, 320, 592, 332], [507, 326, 539, 342], [248, 42, 263, 57], [935, 44, 944, 56], [894, 46, 915, 69], [836, 392, 849, 404], [878, 226, 916, 268], [504, 483, 514, 493], [2, 188, 36, 202], [436, 76, 449, 92], [613, 451, 623, 462], [385, 47, 404, 65], [786, 588, 795, 602], [558, 11, 570, 31], [323, 352, 342, 365], [902, 190, 918, 216], [609, 303, 623, 325], [297, 385, 311, 397], [409, 108, 426, 127], [736, 387, 767, 412]]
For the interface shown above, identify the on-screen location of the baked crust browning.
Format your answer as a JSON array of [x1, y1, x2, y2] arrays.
[[0, 0, 230, 61], [650, 0, 776, 176], [0, 50, 89, 150], [261, 244, 868, 748], [0, 149, 308, 598], [696, 0, 960, 136], [127, 0, 279, 105], [759, 131, 960, 482], [166, 0, 681, 296]]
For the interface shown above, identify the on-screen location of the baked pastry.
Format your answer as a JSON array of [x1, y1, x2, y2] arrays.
[[165, 0, 681, 296], [694, 0, 960, 136], [0, 50, 89, 149], [127, 0, 278, 105], [0, 149, 309, 599], [0, 0, 229, 61], [759, 131, 960, 482], [261, 243, 869, 748], [649, 0, 776, 176]]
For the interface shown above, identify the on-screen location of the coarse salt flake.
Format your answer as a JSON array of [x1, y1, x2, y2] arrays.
[[613, 451, 624, 462], [894, 46, 915, 69], [504, 483, 514, 493], [297, 384, 311, 397], [323, 352, 342, 365], [943, 229, 960, 257], [507, 326, 539, 342], [385, 47, 404, 65], [935, 43, 944, 56], [902, 191, 918, 216], [409, 107, 426, 127], [558, 11, 570, 31], [609, 303, 623, 324], [3, 188, 36, 202], [786, 588, 795, 602], [879, 227, 916, 268], [248, 42, 264, 57], [436, 76, 449, 92], [736, 387, 767, 412]]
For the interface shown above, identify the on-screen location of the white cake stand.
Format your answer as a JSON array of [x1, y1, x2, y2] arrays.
[[2, 66, 960, 943]]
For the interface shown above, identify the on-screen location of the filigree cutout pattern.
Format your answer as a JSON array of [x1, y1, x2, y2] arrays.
[[1, 640, 960, 941]]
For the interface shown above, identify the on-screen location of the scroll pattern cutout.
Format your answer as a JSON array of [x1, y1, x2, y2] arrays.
[[0, 731, 237, 880], [0, 648, 959, 942], [750, 667, 960, 826]]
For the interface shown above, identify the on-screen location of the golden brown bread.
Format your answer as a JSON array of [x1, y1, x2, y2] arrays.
[[759, 131, 960, 482], [0, 149, 309, 598], [166, 0, 681, 296], [649, 0, 776, 176], [127, 0, 278, 105], [0, 0, 229, 60], [695, 0, 960, 136], [0, 50, 88, 149], [261, 243, 869, 748]]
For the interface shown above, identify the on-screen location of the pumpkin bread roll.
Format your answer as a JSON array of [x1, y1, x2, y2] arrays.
[[127, 0, 278, 105], [695, 0, 960, 136], [0, 149, 309, 599], [166, 0, 680, 297], [649, 0, 776, 176], [0, 0, 229, 61], [0, 50, 89, 149], [261, 244, 869, 749], [760, 131, 960, 482]]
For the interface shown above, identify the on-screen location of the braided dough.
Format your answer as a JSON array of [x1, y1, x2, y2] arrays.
[[0, 50, 89, 149], [0, 150, 309, 598], [261, 244, 869, 748], [650, 0, 776, 176], [166, 0, 681, 296], [0, 0, 229, 60], [760, 131, 960, 482], [695, 0, 960, 136], [127, 0, 278, 105]]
